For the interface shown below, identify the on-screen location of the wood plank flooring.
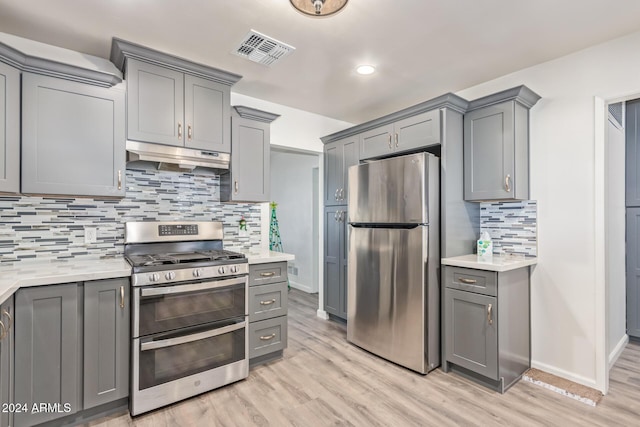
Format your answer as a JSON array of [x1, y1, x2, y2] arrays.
[[87, 290, 640, 427]]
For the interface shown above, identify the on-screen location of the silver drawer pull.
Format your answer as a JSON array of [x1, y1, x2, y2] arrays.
[[260, 299, 276, 306], [260, 272, 276, 277], [260, 333, 276, 341], [0, 320, 6, 341], [487, 304, 493, 325], [2, 309, 12, 329], [459, 278, 477, 284]]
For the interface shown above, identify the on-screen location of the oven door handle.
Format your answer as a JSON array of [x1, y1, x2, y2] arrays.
[[140, 320, 246, 351], [140, 276, 246, 297]]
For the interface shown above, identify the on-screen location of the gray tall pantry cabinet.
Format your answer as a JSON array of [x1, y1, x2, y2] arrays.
[[0, 61, 19, 194], [626, 98, 640, 338]]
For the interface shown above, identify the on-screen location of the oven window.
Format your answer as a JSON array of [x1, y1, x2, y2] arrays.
[[139, 322, 245, 390], [139, 281, 245, 336]]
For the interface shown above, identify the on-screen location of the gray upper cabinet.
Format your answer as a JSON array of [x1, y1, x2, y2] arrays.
[[626, 99, 640, 207], [14, 283, 80, 427], [83, 278, 130, 409], [126, 59, 184, 147], [21, 73, 126, 197], [359, 110, 440, 160], [0, 296, 13, 427], [0, 62, 19, 194], [464, 85, 540, 202], [221, 106, 279, 202], [324, 136, 359, 206], [111, 39, 241, 154]]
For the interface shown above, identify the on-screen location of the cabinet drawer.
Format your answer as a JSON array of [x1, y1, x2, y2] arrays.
[[249, 282, 288, 322], [444, 266, 497, 296], [249, 316, 287, 359], [249, 262, 288, 286]]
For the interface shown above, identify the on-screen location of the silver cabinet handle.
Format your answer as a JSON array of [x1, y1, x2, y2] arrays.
[[260, 299, 276, 306], [334, 188, 339, 200], [388, 134, 392, 149], [120, 285, 125, 309], [459, 278, 477, 284], [141, 321, 246, 351], [334, 211, 339, 221], [234, 180, 239, 194], [340, 211, 345, 222], [2, 309, 12, 330], [117, 170, 122, 190], [505, 174, 511, 192], [260, 272, 276, 277], [178, 122, 182, 139], [0, 320, 5, 341], [188, 124, 192, 140], [395, 133, 399, 148], [340, 188, 344, 200], [260, 333, 276, 341], [487, 304, 493, 325]]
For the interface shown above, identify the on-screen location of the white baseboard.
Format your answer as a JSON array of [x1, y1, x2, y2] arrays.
[[289, 280, 316, 294], [608, 334, 629, 370], [316, 309, 329, 320], [531, 360, 600, 391]]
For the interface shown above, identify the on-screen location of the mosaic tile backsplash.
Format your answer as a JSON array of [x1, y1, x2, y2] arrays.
[[0, 169, 262, 263], [480, 200, 537, 257]]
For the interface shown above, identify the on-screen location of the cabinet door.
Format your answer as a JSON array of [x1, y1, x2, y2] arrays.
[[21, 73, 126, 197], [14, 284, 79, 427], [84, 279, 130, 409], [184, 75, 230, 153], [627, 208, 640, 338], [341, 137, 359, 205], [0, 297, 13, 427], [0, 62, 19, 194], [394, 110, 440, 154], [324, 141, 342, 206], [464, 102, 515, 201], [127, 59, 184, 147], [229, 116, 270, 202], [445, 288, 498, 380], [627, 100, 640, 207], [359, 124, 394, 160], [324, 206, 342, 318]]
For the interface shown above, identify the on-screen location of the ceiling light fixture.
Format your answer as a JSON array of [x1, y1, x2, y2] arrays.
[[356, 65, 376, 75], [290, 0, 348, 17]]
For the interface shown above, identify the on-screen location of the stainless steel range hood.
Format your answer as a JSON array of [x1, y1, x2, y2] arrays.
[[126, 141, 229, 171]]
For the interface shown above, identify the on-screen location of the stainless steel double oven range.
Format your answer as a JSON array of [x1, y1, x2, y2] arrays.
[[124, 221, 249, 416]]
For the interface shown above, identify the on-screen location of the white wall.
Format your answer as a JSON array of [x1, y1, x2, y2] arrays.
[[606, 114, 627, 367], [270, 150, 319, 293], [456, 29, 640, 392]]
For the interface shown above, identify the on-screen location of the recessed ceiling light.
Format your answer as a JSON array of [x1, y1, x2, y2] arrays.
[[356, 65, 376, 75]]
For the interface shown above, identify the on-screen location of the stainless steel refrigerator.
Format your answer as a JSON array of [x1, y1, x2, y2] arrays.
[[347, 152, 440, 374]]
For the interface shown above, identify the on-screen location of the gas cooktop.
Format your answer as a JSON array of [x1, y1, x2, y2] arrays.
[[126, 249, 246, 268]]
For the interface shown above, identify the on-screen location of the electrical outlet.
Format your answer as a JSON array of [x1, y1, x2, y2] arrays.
[[84, 227, 97, 244]]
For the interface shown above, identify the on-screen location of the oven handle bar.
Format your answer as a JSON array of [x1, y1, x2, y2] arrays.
[[140, 276, 247, 297], [140, 320, 246, 351]]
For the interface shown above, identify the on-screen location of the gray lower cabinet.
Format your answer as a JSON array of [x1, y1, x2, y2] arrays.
[[0, 296, 14, 427], [0, 62, 19, 194], [14, 283, 80, 427], [324, 136, 359, 206], [443, 265, 530, 393], [626, 208, 640, 337], [248, 263, 288, 365], [463, 86, 540, 202], [324, 206, 348, 320], [83, 278, 130, 409], [359, 110, 440, 160], [221, 107, 279, 202], [21, 73, 126, 197]]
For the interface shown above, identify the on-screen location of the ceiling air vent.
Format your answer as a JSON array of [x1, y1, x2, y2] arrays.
[[233, 30, 295, 66]]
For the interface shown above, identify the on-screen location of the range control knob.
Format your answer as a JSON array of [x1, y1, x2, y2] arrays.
[[193, 268, 203, 278], [165, 271, 176, 280], [218, 266, 226, 274], [149, 273, 160, 282], [230, 265, 238, 273]]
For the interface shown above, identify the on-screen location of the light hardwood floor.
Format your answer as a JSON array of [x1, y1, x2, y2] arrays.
[[88, 290, 640, 427]]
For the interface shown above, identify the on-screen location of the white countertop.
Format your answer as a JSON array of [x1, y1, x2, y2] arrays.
[[0, 258, 132, 304], [441, 254, 537, 272], [236, 249, 295, 264]]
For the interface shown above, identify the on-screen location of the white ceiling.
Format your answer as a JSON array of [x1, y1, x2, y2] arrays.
[[1, 0, 640, 123]]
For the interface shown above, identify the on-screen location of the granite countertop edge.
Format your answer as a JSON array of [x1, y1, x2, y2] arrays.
[[441, 254, 537, 272]]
